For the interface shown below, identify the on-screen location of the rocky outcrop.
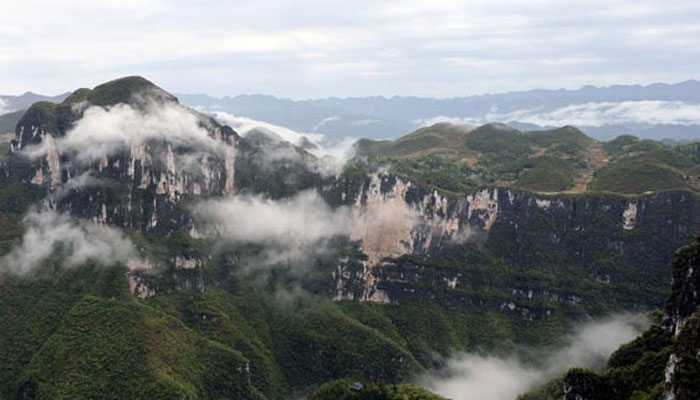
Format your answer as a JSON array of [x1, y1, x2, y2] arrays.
[[561, 237, 700, 400], [662, 236, 700, 400], [7, 77, 239, 235], [326, 171, 700, 311]]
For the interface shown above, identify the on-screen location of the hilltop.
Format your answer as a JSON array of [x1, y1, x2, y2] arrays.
[[354, 122, 700, 195]]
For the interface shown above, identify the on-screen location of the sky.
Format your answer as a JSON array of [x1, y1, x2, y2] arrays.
[[1, 0, 699, 98]]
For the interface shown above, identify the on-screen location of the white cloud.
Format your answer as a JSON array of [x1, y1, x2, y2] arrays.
[[210, 111, 356, 174], [194, 191, 350, 245], [413, 116, 480, 127], [415, 101, 700, 129], [489, 101, 700, 127], [0, 0, 698, 97], [25, 101, 230, 164], [0, 98, 10, 116], [193, 191, 352, 267], [0, 210, 140, 275], [420, 313, 648, 400], [212, 111, 325, 147]]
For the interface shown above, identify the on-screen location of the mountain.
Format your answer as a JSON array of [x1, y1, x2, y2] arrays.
[[0, 91, 70, 113], [1, 76, 699, 400], [178, 93, 415, 142], [0, 110, 25, 134], [0, 91, 71, 136], [355, 123, 700, 195], [178, 80, 700, 142]]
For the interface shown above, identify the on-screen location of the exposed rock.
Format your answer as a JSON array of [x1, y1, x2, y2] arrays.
[[328, 171, 700, 308], [622, 201, 638, 230], [8, 78, 240, 235]]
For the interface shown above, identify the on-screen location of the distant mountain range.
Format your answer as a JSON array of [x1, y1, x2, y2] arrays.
[[0, 91, 69, 111], [3, 81, 699, 142], [178, 80, 700, 142], [0, 92, 69, 133]]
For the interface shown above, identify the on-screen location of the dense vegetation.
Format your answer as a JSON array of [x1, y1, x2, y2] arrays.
[[521, 236, 700, 400], [2, 77, 699, 399], [356, 123, 699, 195], [306, 380, 445, 400], [591, 138, 698, 194]]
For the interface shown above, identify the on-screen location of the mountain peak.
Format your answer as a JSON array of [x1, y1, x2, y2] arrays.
[[87, 76, 178, 107]]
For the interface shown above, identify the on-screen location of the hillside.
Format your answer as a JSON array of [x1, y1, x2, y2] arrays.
[[520, 236, 700, 400], [1, 76, 699, 400], [356, 123, 699, 195]]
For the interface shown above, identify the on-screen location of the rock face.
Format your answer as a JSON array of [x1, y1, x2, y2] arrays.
[[662, 237, 700, 400], [561, 237, 700, 400], [325, 171, 700, 312], [7, 76, 239, 235]]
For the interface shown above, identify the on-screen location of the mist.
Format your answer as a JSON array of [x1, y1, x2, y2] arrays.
[[504, 101, 700, 128], [210, 110, 357, 173], [0, 210, 140, 276], [420, 313, 649, 400], [25, 101, 228, 163], [0, 98, 9, 116], [416, 100, 700, 132], [193, 190, 352, 267]]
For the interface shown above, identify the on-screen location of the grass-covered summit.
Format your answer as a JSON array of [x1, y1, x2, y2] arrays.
[[355, 122, 699, 195]]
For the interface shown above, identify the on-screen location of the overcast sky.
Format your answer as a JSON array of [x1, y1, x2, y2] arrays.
[[1, 0, 698, 98]]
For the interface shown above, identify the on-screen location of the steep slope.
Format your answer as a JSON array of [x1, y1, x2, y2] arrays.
[[8, 76, 238, 235], [521, 236, 700, 400]]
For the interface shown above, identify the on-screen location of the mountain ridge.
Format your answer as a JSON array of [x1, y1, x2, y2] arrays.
[[1, 76, 699, 400]]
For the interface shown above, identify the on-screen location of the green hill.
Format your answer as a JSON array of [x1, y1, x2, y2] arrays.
[[0, 109, 25, 133], [356, 123, 700, 195]]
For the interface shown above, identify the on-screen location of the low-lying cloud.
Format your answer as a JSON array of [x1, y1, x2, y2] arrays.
[[0, 210, 140, 275], [193, 191, 352, 266], [0, 98, 10, 116], [25, 102, 227, 163], [494, 101, 700, 128], [195, 190, 350, 245], [65, 103, 220, 160], [420, 313, 649, 400], [416, 101, 700, 130], [210, 111, 356, 172], [413, 116, 480, 128]]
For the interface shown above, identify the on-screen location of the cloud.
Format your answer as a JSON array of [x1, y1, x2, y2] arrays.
[[195, 190, 350, 244], [211, 111, 325, 146], [58, 102, 221, 162], [1, 0, 698, 97], [0, 98, 10, 116], [413, 116, 480, 127], [489, 101, 700, 127], [0, 210, 140, 275], [416, 101, 700, 130], [420, 313, 649, 400], [193, 191, 352, 266], [21, 101, 235, 185], [210, 111, 356, 174], [50, 172, 114, 200]]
